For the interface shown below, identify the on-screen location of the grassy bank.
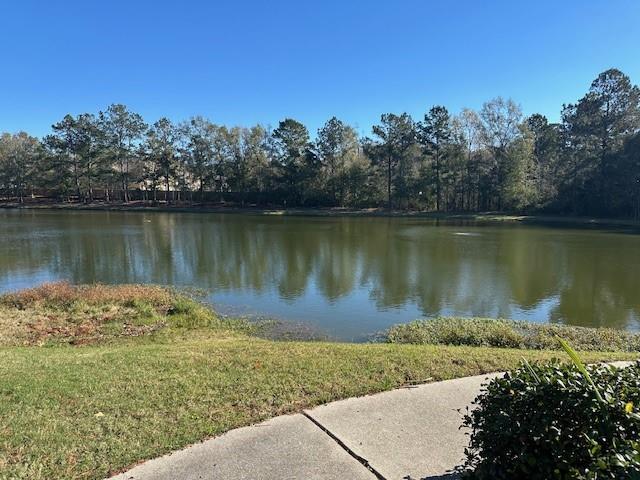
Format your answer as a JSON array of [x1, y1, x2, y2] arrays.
[[0, 284, 637, 479], [2, 201, 640, 228], [386, 317, 640, 352]]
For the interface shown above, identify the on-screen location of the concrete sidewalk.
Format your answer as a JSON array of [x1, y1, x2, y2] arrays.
[[111, 372, 500, 480]]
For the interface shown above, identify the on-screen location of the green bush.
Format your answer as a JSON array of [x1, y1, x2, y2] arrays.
[[386, 317, 640, 352], [460, 360, 640, 479]]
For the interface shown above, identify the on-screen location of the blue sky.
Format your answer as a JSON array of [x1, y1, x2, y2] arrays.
[[2, 0, 639, 138]]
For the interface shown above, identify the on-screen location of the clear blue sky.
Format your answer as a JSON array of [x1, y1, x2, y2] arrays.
[[2, 0, 639, 138]]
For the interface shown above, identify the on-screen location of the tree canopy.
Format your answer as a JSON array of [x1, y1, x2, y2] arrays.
[[1, 68, 639, 217]]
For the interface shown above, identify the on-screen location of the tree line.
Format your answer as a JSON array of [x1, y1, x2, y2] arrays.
[[1, 68, 639, 217]]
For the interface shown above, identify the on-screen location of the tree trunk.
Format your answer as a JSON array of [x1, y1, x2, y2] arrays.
[[387, 156, 392, 209], [435, 147, 441, 212], [124, 148, 131, 203], [123, 176, 129, 203], [73, 161, 82, 201]]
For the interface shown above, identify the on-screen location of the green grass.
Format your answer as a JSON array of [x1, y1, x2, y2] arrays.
[[0, 284, 637, 479], [0, 282, 239, 346], [386, 317, 640, 352]]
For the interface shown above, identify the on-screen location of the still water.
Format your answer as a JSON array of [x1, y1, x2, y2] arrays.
[[1, 209, 639, 340]]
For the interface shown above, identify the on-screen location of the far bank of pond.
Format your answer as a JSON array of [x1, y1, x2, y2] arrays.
[[3, 201, 640, 227]]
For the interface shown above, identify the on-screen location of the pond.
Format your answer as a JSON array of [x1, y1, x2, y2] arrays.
[[1, 209, 639, 341]]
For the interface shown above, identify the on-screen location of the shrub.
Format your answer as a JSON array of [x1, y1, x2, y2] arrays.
[[460, 360, 640, 479], [386, 318, 524, 347], [386, 317, 640, 352], [165, 297, 226, 329]]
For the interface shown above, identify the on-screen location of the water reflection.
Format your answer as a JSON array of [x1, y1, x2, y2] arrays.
[[1, 210, 639, 340]]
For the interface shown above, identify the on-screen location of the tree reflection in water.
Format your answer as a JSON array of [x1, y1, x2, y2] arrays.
[[1, 210, 639, 340]]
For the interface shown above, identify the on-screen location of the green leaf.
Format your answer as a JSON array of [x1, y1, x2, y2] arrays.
[[556, 336, 604, 403]]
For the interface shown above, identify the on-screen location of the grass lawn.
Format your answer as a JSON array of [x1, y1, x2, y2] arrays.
[[0, 283, 637, 479]]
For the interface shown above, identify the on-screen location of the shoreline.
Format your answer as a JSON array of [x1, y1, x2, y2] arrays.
[[1, 283, 638, 479], [2, 201, 640, 228]]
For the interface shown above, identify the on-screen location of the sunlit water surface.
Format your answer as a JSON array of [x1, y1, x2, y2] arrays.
[[1, 209, 639, 341]]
